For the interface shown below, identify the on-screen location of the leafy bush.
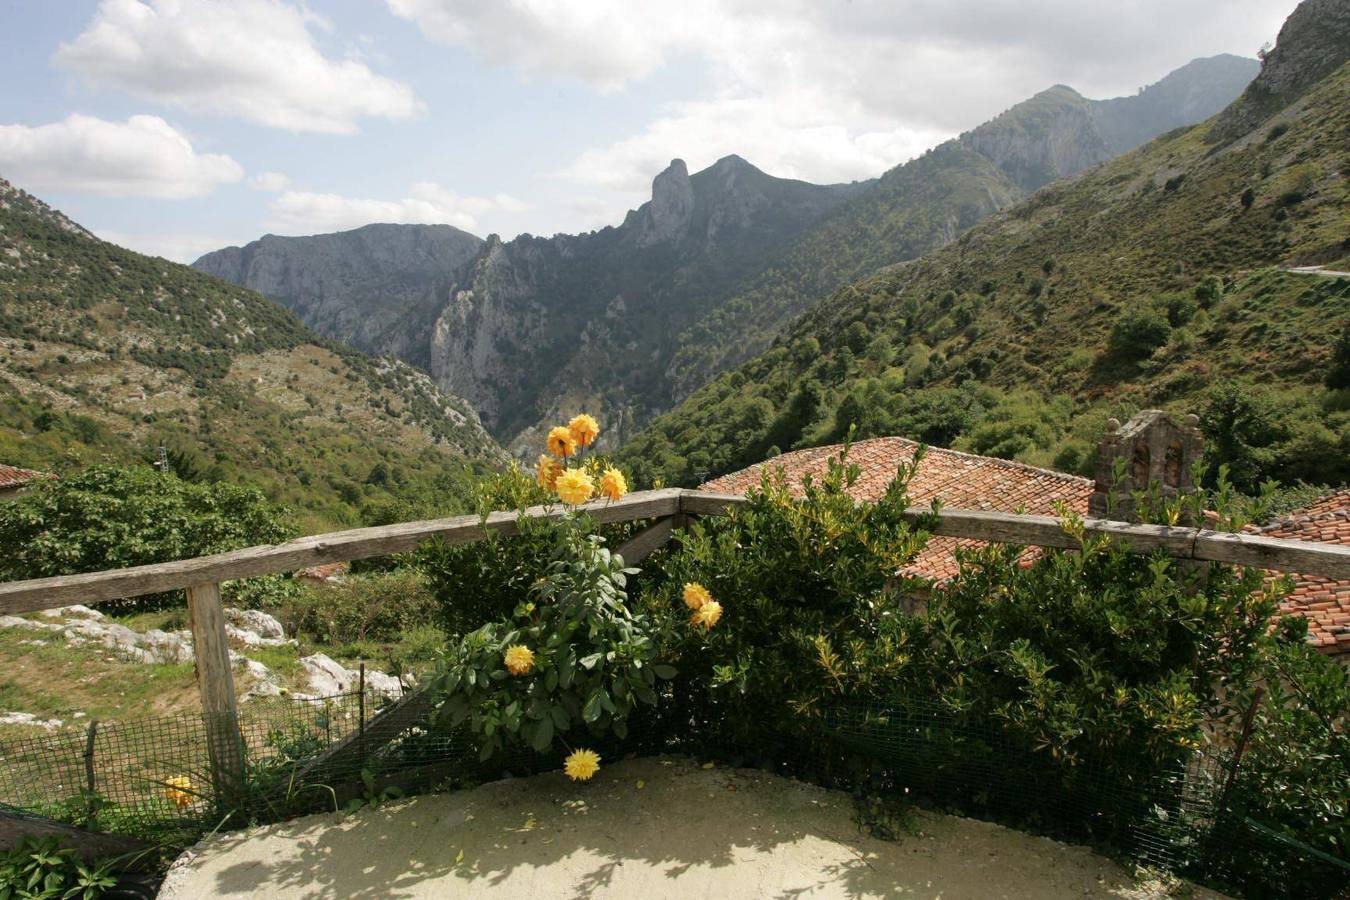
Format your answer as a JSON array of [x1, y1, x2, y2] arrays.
[[418, 466, 566, 636], [1328, 322, 1350, 390], [641, 447, 932, 755], [278, 570, 437, 647], [0, 465, 294, 612], [1213, 636, 1350, 892], [1108, 304, 1172, 360], [0, 837, 118, 899], [427, 514, 675, 759]]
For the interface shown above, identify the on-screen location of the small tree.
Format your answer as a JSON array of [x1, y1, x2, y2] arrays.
[[1108, 304, 1171, 360]]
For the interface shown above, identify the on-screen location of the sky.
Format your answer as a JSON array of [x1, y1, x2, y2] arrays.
[[0, 0, 1300, 263]]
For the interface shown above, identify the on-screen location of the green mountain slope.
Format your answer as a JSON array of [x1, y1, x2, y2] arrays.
[[619, 6, 1350, 492], [663, 56, 1258, 403], [0, 178, 505, 531]]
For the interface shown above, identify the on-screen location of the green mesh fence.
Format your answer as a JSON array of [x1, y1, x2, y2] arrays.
[[0, 689, 1343, 900], [0, 693, 370, 845]]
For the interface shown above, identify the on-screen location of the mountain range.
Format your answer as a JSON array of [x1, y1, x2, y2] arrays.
[[617, 0, 1350, 491], [194, 54, 1259, 455]]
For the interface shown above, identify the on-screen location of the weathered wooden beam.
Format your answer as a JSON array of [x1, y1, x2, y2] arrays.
[[0, 489, 683, 613], [614, 516, 677, 564], [680, 491, 1350, 578], [0, 811, 152, 862], [680, 490, 747, 517], [1194, 529, 1350, 579], [289, 688, 435, 790], [186, 582, 244, 807], [3, 486, 1348, 616]]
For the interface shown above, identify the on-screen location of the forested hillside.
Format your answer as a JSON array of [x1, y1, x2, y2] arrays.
[[662, 55, 1258, 403], [0, 178, 505, 531], [619, 6, 1350, 492]]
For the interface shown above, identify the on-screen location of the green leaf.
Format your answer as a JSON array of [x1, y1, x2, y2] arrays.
[[652, 664, 677, 680], [583, 689, 605, 723], [531, 715, 554, 752], [580, 652, 603, 670]]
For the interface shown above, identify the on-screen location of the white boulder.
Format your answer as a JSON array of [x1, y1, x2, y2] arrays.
[[224, 608, 286, 641]]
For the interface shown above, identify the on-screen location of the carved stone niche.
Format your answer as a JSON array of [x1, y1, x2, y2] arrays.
[[1088, 410, 1203, 523]]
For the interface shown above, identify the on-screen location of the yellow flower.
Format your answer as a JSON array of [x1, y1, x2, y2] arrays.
[[547, 425, 577, 458], [164, 775, 195, 810], [536, 454, 563, 490], [555, 468, 594, 505], [564, 748, 601, 781], [690, 599, 723, 630], [683, 582, 712, 610], [599, 467, 627, 501], [504, 644, 535, 676], [568, 414, 600, 448]]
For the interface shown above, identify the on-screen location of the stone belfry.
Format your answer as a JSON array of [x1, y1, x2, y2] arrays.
[[1088, 410, 1204, 523]]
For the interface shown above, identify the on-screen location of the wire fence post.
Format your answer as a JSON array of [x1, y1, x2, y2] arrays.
[[358, 664, 367, 763], [82, 720, 98, 796]]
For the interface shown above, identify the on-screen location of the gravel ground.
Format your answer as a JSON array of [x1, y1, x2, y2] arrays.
[[159, 756, 1225, 899]]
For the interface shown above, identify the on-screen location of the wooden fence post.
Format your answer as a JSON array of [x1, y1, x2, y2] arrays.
[[186, 582, 244, 809]]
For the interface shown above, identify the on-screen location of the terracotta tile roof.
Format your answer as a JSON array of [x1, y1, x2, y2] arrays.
[[1291, 488, 1350, 519], [1254, 493, 1350, 655], [0, 464, 52, 490], [701, 437, 1094, 583]]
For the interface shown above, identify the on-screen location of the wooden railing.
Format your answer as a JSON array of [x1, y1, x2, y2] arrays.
[[2, 487, 1348, 804]]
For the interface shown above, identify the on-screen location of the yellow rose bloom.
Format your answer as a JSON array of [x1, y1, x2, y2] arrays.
[[568, 414, 600, 448], [536, 454, 563, 490], [555, 468, 594, 505], [690, 599, 723, 629], [599, 467, 627, 501], [564, 748, 601, 781], [683, 582, 712, 610], [164, 775, 195, 809], [504, 644, 535, 676], [547, 425, 577, 458]]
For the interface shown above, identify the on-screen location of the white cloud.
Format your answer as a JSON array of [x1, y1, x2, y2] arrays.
[[56, 0, 422, 134], [562, 94, 949, 195], [386, 0, 697, 92], [0, 114, 242, 198], [266, 182, 527, 235], [249, 171, 291, 192], [97, 228, 243, 263], [392, 0, 1295, 201]]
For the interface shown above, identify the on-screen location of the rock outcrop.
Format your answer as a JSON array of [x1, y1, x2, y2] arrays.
[[194, 223, 483, 360], [1210, 0, 1350, 143]]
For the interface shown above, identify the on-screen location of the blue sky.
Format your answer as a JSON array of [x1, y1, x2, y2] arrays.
[[0, 1, 1299, 262]]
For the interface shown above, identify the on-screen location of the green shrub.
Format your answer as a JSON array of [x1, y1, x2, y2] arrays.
[[0, 837, 118, 899], [1327, 322, 1350, 390], [1107, 304, 1172, 360], [279, 570, 437, 646], [641, 447, 932, 754], [427, 510, 676, 759], [0, 465, 294, 612], [1186, 630, 1350, 899]]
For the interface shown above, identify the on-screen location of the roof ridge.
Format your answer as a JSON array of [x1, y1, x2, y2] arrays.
[[787, 435, 1093, 486], [1259, 507, 1350, 533]]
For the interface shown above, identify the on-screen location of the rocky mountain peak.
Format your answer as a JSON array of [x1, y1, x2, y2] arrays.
[[639, 158, 695, 245], [1210, 0, 1350, 142]]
